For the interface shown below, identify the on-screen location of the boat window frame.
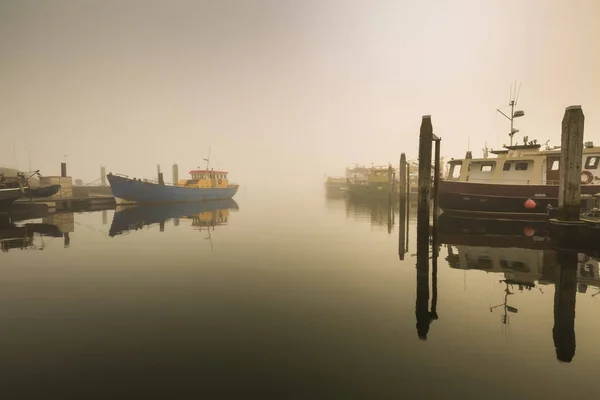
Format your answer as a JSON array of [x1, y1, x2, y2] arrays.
[[479, 162, 495, 172], [550, 160, 560, 171], [585, 156, 599, 170], [503, 162, 511, 171], [515, 162, 529, 171], [448, 161, 463, 180]]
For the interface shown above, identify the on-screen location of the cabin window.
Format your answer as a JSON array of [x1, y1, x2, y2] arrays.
[[449, 163, 462, 179], [515, 162, 529, 171], [480, 164, 494, 172], [503, 162, 511, 171], [585, 156, 599, 169], [550, 160, 559, 171]]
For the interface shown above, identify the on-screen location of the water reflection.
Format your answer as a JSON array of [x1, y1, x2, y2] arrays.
[[108, 199, 239, 237], [437, 213, 599, 363], [0, 216, 67, 252], [326, 190, 418, 233]]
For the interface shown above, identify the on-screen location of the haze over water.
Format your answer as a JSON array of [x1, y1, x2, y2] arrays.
[[2, 187, 600, 398]]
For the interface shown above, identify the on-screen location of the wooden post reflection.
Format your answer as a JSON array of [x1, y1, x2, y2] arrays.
[[553, 250, 577, 362], [416, 198, 439, 340]]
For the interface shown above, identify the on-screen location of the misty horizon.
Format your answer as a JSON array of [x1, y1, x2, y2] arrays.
[[1, 0, 598, 188]]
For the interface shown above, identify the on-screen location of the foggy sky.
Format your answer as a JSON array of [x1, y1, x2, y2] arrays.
[[1, 0, 598, 187]]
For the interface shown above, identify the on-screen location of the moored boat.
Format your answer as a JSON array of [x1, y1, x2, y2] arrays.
[[440, 93, 600, 219], [324, 176, 347, 197], [0, 173, 25, 208], [107, 168, 239, 205], [347, 164, 397, 199], [23, 184, 62, 198]]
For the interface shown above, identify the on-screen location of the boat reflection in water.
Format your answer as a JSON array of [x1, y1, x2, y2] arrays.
[[0, 217, 64, 252], [437, 213, 599, 362], [108, 199, 239, 237]]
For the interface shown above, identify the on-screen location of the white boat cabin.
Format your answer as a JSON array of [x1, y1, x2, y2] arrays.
[[446, 141, 600, 185]]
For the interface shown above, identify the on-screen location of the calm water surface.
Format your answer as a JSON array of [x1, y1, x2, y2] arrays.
[[2, 187, 599, 399]]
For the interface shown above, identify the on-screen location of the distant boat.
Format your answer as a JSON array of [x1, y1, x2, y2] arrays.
[[109, 198, 239, 236], [106, 169, 239, 205], [347, 165, 397, 199]]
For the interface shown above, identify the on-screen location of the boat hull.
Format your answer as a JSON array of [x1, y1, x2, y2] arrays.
[[439, 181, 600, 219], [347, 182, 396, 199], [0, 188, 24, 208], [23, 184, 61, 198], [107, 174, 239, 205]]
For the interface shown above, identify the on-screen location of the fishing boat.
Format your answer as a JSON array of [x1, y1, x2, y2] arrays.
[[346, 164, 397, 199], [107, 167, 238, 205], [440, 90, 600, 219]]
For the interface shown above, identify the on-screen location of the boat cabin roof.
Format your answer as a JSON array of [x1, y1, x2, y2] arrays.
[[189, 169, 228, 175]]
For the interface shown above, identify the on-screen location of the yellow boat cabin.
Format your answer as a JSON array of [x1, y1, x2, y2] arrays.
[[179, 169, 230, 188]]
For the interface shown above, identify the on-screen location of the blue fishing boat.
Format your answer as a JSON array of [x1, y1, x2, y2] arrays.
[[106, 168, 239, 205]]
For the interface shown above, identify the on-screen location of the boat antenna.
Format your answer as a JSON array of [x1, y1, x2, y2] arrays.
[[496, 82, 525, 147], [203, 147, 211, 170]]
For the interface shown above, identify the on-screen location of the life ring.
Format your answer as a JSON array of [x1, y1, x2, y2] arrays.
[[581, 170, 594, 184], [218, 178, 222, 184]]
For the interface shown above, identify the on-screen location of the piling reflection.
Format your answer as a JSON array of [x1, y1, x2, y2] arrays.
[[414, 204, 439, 340], [438, 214, 599, 363], [108, 199, 239, 237]]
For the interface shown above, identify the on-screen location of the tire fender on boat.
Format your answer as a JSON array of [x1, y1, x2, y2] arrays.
[[581, 170, 594, 184]]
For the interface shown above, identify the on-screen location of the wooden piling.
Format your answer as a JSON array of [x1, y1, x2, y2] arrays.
[[399, 154, 407, 260], [60, 163, 67, 178], [399, 154, 407, 203], [158, 172, 165, 185], [558, 105, 585, 221], [417, 115, 433, 255]]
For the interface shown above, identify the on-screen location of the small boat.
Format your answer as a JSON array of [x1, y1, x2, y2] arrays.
[[107, 168, 239, 205], [22, 184, 61, 198], [440, 90, 600, 219], [0, 173, 25, 208], [0, 188, 24, 207]]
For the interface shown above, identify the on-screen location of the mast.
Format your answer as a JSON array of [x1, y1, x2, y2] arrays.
[[497, 83, 524, 147], [203, 147, 211, 170]]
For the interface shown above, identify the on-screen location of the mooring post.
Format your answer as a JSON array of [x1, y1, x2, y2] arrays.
[[399, 154, 407, 260], [61, 162, 67, 178], [158, 172, 165, 185], [417, 115, 433, 255], [388, 164, 393, 203], [558, 105, 585, 221], [399, 154, 407, 203], [553, 250, 578, 363]]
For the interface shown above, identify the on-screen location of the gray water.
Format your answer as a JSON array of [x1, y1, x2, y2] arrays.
[[2, 187, 599, 399]]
